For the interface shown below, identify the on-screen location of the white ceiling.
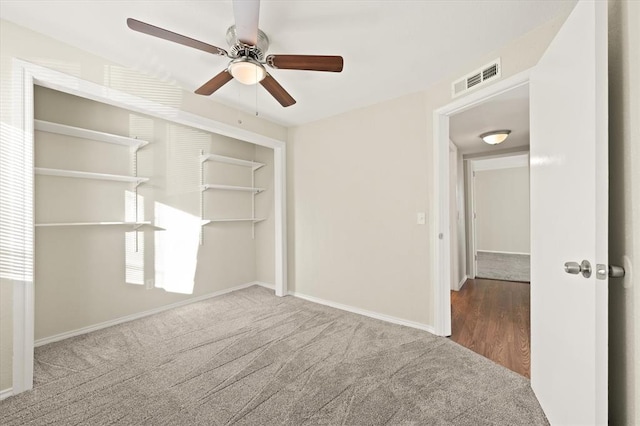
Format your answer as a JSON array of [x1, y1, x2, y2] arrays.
[[450, 84, 530, 155], [0, 0, 575, 127]]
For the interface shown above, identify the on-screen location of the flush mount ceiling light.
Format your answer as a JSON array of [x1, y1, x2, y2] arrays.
[[480, 130, 511, 145], [228, 58, 266, 85]]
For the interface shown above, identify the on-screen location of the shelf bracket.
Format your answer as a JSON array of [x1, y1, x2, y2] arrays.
[[133, 144, 140, 252]]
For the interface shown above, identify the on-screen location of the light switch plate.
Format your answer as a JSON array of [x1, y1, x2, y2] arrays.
[[417, 212, 426, 225]]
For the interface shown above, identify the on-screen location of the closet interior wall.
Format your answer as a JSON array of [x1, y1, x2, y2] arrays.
[[33, 86, 272, 341]]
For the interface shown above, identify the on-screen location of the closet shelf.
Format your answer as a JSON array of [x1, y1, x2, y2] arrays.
[[199, 154, 264, 171], [35, 167, 149, 186], [201, 218, 265, 225], [35, 221, 165, 230], [35, 120, 149, 149], [201, 184, 264, 193]]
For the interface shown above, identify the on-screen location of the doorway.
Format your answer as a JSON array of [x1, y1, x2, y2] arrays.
[[467, 153, 530, 283], [439, 79, 532, 377]]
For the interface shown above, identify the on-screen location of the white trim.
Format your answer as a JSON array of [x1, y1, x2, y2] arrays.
[[433, 112, 451, 336], [471, 154, 530, 171], [34, 282, 263, 347], [433, 69, 532, 337], [10, 59, 288, 395], [456, 275, 468, 291], [273, 146, 287, 297], [476, 249, 531, 256], [11, 280, 34, 395], [10, 58, 35, 396], [250, 281, 276, 290], [448, 141, 460, 292], [465, 159, 477, 279], [0, 388, 13, 401], [289, 291, 436, 334]]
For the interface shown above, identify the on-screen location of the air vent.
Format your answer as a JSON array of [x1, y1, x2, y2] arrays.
[[467, 73, 482, 88], [451, 58, 501, 98]]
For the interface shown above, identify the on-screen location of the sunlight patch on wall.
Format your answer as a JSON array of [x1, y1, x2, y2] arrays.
[[33, 59, 81, 78], [128, 114, 155, 142], [125, 190, 144, 285], [166, 124, 212, 196], [153, 201, 200, 295], [104, 65, 182, 108], [125, 231, 144, 285], [0, 122, 33, 282]]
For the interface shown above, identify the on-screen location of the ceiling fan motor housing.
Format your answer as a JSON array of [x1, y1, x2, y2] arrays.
[[226, 25, 269, 61]]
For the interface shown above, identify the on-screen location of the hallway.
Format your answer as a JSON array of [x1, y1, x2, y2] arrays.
[[450, 278, 530, 378]]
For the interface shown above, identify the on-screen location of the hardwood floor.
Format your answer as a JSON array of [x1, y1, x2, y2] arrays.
[[450, 278, 531, 378]]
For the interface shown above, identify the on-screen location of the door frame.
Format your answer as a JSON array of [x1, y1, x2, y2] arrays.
[[448, 141, 460, 291], [432, 68, 531, 336], [9, 59, 288, 395], [465, 158, 477, 279]]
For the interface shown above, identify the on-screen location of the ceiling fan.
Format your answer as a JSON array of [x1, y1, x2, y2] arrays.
[[127, 0, 344, 107]]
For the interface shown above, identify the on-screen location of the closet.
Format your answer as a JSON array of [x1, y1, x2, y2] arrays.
[[33, 86, 274, 343]]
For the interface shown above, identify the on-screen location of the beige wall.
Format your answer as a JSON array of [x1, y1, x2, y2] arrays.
[[288, 92, 431, 322], [0, 19, 284, 392], [287, 10, 570, 327], [474, 166, 530, 254], [608, 0, 639, 424]]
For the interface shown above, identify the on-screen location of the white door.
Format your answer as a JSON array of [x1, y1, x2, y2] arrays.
[[530, 1, 608, 425]]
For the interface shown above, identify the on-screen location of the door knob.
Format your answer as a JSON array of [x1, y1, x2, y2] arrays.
[[564, 260, 592, 278]]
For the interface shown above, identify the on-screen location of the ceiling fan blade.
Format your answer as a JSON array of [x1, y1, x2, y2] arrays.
[[260, 74, 296, 107], [266, 55, 344, 72], [232, 0, 260, 45], [195, 70, 234, 95], [127, 18, 228, 57]]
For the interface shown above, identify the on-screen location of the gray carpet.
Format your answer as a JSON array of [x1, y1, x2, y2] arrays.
[[1, 286, 547, 425], [476, 251, 531, 282]]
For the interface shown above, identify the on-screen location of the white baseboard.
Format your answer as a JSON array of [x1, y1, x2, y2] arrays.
[[33, 281, 435, 351], [288, 291, 435, 334], [34, 282, 262, 347], [454, 275, 468, 291], [250, 281, 275, 290], [0, 387, 12, 401], [476, 250, 530, 256]]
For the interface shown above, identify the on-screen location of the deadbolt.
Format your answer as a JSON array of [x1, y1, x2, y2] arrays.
[[564, 260, 592, 278]]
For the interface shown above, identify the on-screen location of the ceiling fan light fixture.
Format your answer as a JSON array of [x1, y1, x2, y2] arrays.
[[228, 58, 266, 85], [480, 130, 511, 145]]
